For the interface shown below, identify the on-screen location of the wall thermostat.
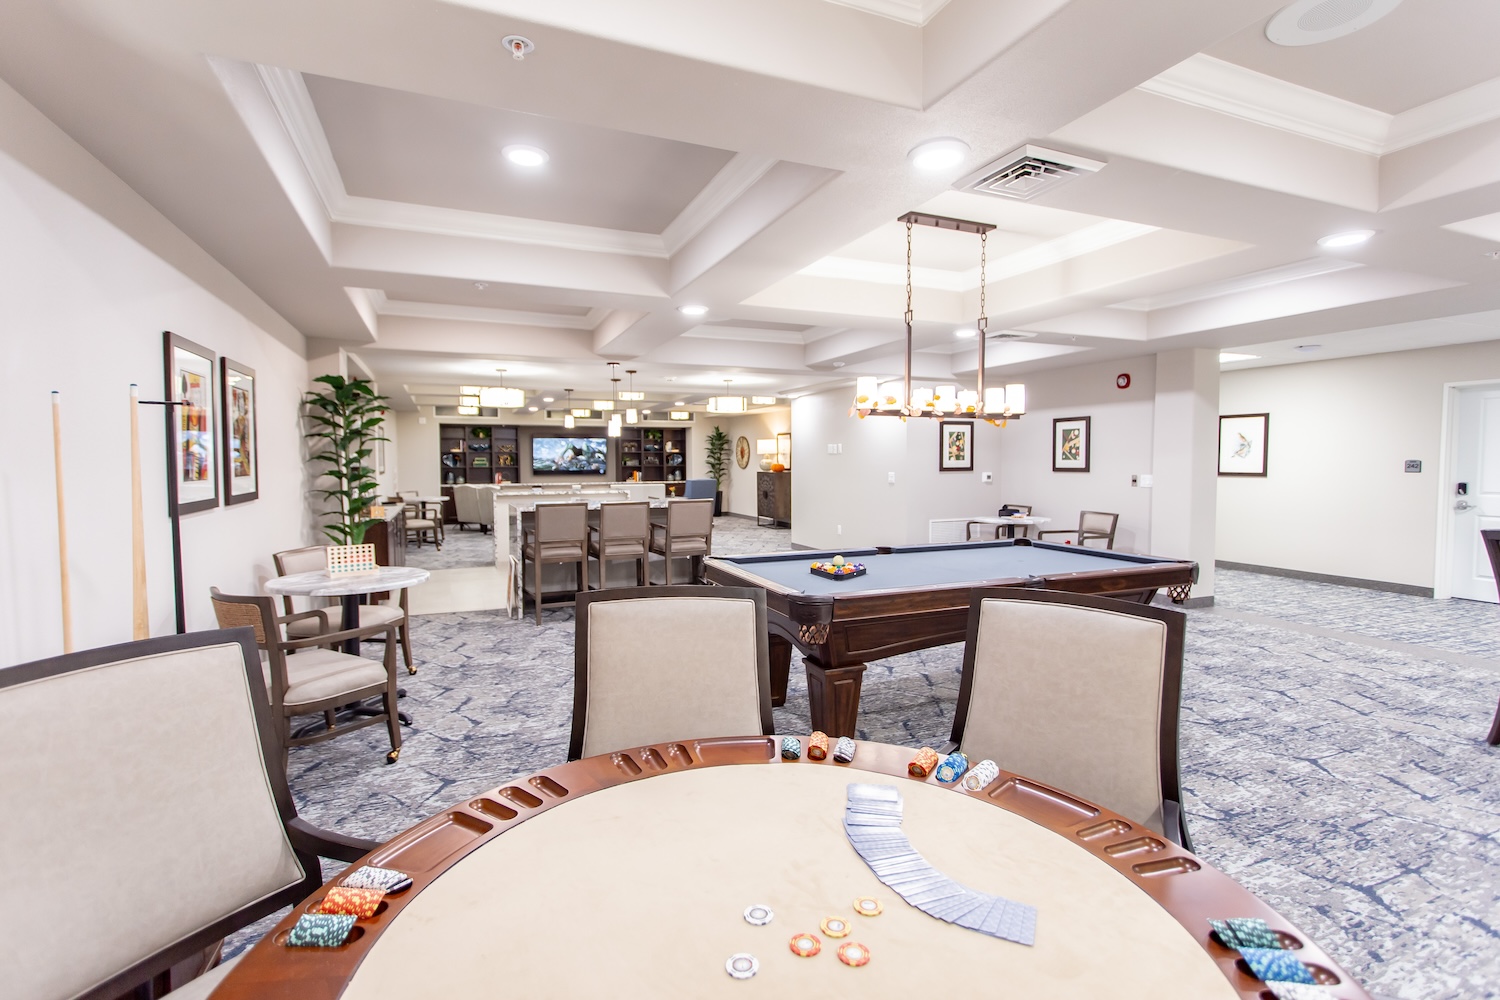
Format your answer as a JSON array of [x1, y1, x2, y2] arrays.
[[1116, 373, 1131, 389]]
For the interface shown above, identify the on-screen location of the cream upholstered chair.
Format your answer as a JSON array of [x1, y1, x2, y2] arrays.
[[1037, 510, 1118, 549], [948, 587, 1191, 847], [522, 500, 590, 624], [211, 588, 404, 764], [649, 497, 714, 584], [0, 629, 375, 1000], [589, 500, 651, 590], [570, 585, 773, 759], [405, 502, 442, 548], [273, 545, 414, 672]]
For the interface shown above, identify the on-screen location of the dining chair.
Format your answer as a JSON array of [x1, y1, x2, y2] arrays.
[[1037, 510, 1118, 549], [947, 587, 1191, 847], [521, 500, 590, 624], [404, 502, 442, 548], [273, 545, 414, 672], [649, 498, 714, 584], [1474, 529, 1500, 744], [210, 589, 403, 765], [589, 501, 651, 590], [0, 628, 375, 1000], [570, 585, 773, 759]]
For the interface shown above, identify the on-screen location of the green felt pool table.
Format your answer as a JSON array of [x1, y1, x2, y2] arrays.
[[703, 538, 1197, 737]]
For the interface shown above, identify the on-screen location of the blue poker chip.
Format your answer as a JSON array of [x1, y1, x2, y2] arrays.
[[726, 953, 759, 979]]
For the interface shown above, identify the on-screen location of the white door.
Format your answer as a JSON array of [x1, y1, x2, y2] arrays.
[[1446, 385, 1500, 601]]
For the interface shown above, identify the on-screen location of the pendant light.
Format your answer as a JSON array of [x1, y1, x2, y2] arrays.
[[606, 363, 622, 438], [563, 389, 576, 430], [624, 369, 640, 424]]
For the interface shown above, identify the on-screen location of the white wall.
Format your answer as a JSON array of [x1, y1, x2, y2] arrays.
[[1217, 338, 1500, 589], [717, 409, 790, 517], [0, 78, 311, 664]]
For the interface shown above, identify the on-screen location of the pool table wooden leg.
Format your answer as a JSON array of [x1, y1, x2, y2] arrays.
[[768, 634, 792, 707], [804, 655, 866, 738]]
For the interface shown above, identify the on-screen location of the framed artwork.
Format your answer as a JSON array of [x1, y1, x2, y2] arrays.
[[776, 431, 791, 470], [164, 331, 219, 513], [1052, 416, 1091, 472], [939, 420, 974, 471], [221, 357, 258, 504], [734, 435, 750, 469], [1219, 412, 1269, 476]]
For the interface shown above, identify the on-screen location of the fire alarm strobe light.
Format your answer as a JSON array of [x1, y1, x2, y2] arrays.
[[502, 35, 534, 61]]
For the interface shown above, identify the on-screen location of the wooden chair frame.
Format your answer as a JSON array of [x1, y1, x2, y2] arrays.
[[522, 501, 590, 624], [947, 587, 1192, 848], [589, 500, 651, 590], [569, 585, 774, 760], [210, 589, 403, 765], [1037, 510, 1118, 549], [649, 498, 715, 584], [1, 629, 376, 1000], [274, 545, 414, 672]]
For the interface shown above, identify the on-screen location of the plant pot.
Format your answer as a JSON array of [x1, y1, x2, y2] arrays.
[[714, 491, 724, 517]]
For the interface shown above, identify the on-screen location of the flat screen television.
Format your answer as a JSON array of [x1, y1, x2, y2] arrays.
[[531, 436, 609, 475]]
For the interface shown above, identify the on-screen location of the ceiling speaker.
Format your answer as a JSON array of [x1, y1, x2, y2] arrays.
[[1265, 0, 1404, 45]]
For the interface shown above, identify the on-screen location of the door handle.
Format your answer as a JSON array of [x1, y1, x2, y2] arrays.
[[1455, 500, 1477, 511]]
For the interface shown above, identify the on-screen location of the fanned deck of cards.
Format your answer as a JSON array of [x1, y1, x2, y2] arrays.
[[844, 783, 1036, 945]]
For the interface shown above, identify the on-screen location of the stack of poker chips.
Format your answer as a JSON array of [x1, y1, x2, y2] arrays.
[[1210, 918, 1323, 994], [781, 736, 802, 760], [907, 747, 940, 777], [960, 758, 1000, 792], [808, 731, 830, 760], [832, 736, 857, 763], [285, 865, 412, 948], [934, 751, 969, 783]]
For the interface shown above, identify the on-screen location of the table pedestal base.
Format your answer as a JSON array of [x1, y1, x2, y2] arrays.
[[805, 655, 866, 738]]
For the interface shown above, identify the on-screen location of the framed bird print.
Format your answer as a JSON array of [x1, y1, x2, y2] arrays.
[[1218, 413, 1269, 476]]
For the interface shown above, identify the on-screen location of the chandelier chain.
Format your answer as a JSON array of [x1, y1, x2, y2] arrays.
[[904, 219, 914, 328], [978, 231, 987, 336]]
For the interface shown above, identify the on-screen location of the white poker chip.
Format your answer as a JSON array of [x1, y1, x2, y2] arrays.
[[726, 953, 759, 979], [743, 904, 774, 926]]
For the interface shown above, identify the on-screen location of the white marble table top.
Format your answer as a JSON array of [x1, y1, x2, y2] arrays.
[[263, 566, 431, 597], [415, 496, 450, 503]]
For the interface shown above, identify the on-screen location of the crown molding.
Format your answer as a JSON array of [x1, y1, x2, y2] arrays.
[[1138, 54, 1500, 157], [377, 297, 603, 329], [818, 0, 953, 26], [1112, 257, 1363, 312], [660, 153, 777, 255]]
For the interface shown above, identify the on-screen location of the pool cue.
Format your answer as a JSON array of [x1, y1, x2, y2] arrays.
[[51, 391, 73, 652], [130, 384, 149, 639]]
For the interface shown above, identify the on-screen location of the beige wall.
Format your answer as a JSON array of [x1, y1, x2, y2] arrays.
[[716, 410, 790, 518], [1217, 338, 1500, 589], [0, 78, 311, 664]]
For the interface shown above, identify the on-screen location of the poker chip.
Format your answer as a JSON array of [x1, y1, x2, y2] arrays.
[[908, 747, 939, 778], [743, 904, 775, 926], [788, 932, 822, 957], [808, 731, 829, 760], [935, 751, 969, 784], [853, 896, 883, 916], [819, 915, 850, 938], [837, 942, 871, 967], [832, 736, 856, 763], [725, 953, 759, 979], [961, 758, 1000, 792], [780, 737, 801, 761]]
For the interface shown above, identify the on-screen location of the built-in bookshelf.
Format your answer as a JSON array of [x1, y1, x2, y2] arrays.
[[439, 424, 520, 487], [617, 426, 687, 485]]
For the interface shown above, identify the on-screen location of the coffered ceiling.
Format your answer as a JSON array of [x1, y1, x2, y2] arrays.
[[2, 0, 1498, 410]]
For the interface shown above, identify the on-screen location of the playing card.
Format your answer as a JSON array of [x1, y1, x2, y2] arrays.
[[1239, 948, 1316, 985], [956, 895, 998, 931], [870, 856, 931, 877], [993, 900, 1037, 945], [1265, 983, 1333, 1000], [847, 783, 902, 805], [930, 888, 986, 922], [908, 880, 967, 907], [845, 811, 903, 826]]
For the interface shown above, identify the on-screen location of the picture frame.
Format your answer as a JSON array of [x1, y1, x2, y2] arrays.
[[1052, 416, 1091, 472], [164, 331, 219, 513], [939, 420, 974, 471], [221, 357, 258, 504], [776, 431, 792, 470], [1219, 412, 1269, 476]]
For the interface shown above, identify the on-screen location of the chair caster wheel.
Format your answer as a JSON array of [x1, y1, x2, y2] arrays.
[[386, 748, 401, 764], [406, 665, 418, 675]]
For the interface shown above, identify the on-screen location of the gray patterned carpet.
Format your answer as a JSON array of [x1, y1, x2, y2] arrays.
[[230, 529, 1499, 999]]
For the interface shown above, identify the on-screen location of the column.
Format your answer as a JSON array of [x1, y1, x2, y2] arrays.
[[1150, 349, 1219, 603]]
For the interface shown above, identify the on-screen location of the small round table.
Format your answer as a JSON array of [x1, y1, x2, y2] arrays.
[[263, 566, 430, 655]]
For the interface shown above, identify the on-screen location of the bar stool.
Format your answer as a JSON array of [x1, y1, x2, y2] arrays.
[[522, 501, 590, 623], [589, 501, 651, 590], [649, 498, 714, 585]]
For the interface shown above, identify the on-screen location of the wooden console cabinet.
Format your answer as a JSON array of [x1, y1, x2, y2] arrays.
[[757, 471, 790, 528]]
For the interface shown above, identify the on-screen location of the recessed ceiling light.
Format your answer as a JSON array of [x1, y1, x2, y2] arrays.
[[473, 281, 490, 290], [1294, 344, 1323, 352], [831, 361, 845, 368], [542, 396, 554, 403], [954, 327, 977, 339], [678, 304, 709, 317], [502, 144, 548, 167], [674, 401, 685, 407], [1318, 229, 1375, 248], [527, 406, 538, 412], [907, 137, 970, 173], [1219, 352, 1260, 363]]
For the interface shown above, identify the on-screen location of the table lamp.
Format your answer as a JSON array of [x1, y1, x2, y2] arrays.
[[757, 439, 776, 471]]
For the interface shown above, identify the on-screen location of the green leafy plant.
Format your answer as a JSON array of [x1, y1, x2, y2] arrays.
[[706, 425, 731, 493], [303, 374, 390, 545]]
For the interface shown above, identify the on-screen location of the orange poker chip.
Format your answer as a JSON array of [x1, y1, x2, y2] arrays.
[[837, 942, 871, 967], [853, 896, 883, 916], [318, 886, 384, 918], [820, 916, 850, 938], [788, 932, 822, 957]]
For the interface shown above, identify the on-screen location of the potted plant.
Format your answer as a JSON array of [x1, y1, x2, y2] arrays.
[[304, 374, 390, 545], [706, 424, 730, 516]]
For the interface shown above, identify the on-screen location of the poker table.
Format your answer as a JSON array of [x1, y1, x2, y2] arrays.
[[703, 539, 1198, 736], [213, 738, 1367, 999]]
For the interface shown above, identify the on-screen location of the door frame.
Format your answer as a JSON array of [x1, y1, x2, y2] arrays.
[[1432, 379, 1500, 599]]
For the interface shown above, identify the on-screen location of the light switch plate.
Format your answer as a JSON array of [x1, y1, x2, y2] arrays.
[[981, 472, 993, 484]]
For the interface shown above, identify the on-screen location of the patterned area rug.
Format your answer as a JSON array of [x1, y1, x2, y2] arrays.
[[228, 551, 1500, 1000]]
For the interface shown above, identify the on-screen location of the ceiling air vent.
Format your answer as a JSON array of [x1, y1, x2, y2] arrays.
[[959, 145, 1105, 202]]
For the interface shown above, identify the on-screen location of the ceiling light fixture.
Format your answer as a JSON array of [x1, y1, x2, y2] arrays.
[[674, 401, 685, 407], [678, 304, 708, 317], [1318, 229, 1375, 248], [1219, 352, 1260, 363], [907, 137, 970, 173], [751, 396, 777, 405], [707, 380, 747, 414], [854, 212, 1025, 424], [473, 281, 490, 290], [542, 396, 554, 403], [527, 405, 538, 412], [953, 327, 976, 339], [669, 411, 690, 421], [502, 144, 548, 167], [606, 363, 623, 438], [624, 369, 640, 424], [477, 370, 524, 409], [563, 389, 576, 430]]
